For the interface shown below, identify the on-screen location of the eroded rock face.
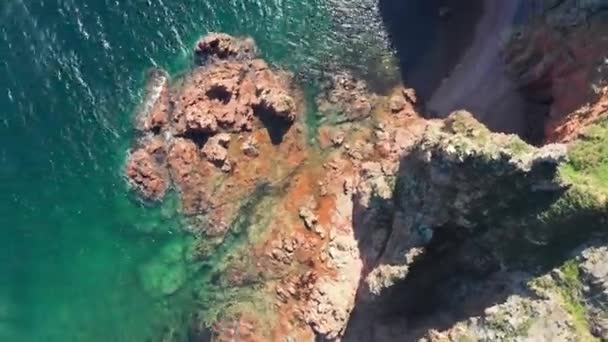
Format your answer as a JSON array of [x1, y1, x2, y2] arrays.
[[342, 103, 608, 342], [172, 56, 296, 137], [304, 218, 365, 339], [546, 85, 608, 143], [422, 244, 608, 342], [423, 291, 578, 342], [580, 246, 608, 340], [341, 110, 597, 341], [504, 1, 608, 143]]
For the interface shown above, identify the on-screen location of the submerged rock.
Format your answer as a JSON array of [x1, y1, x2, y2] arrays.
[[138, 237, 197, 297], [194, 32, 256, 64], [316, 71, 375, 123]]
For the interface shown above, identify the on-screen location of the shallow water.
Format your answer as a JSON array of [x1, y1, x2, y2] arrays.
[[0, 0, 395, 340]]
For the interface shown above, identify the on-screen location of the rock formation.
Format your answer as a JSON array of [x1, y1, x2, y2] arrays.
[[126, 33, 302, 229]]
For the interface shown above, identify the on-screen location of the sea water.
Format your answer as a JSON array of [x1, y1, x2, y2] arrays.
[[0, 0, 396, 340]]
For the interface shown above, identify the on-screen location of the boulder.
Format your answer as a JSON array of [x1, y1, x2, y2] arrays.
[[125, 137, 169, 202], [194, 32, 256, 64]]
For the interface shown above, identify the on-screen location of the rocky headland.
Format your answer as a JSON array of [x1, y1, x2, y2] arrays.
[[124, 1, 608, 340]]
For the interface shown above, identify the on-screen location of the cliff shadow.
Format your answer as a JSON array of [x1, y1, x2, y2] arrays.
[[344, 189, 528, 341], [342, 151, 603, 341]]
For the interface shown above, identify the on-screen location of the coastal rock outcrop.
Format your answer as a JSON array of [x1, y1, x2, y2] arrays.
[[421, 243, 608, 342], [376, 111, 567, 273], [126, 33, 301, 222], [172, 53, 296, 138]]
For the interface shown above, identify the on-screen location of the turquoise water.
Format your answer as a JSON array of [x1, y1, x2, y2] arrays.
[[0, 0, 390, 340]]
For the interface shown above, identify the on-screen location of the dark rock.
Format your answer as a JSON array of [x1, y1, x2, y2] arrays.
[[194, 32, 256, 64]]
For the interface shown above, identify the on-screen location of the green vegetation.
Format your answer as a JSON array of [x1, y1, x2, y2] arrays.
[[481, 298, 536, 340], [494, 118, 608, 268], [515, 317, 535, 337], [189, 180, 287, 334], [506, 138, 534, 155], [526, 260, 600, 341], [555, 260, 601, 341], [303, 82, 323, 145], [560, 119, 608, 197]]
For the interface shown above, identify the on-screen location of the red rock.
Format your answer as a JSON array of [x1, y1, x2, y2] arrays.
[[546, 85, 608, 142], [183, 106, 219, 134], [135, 69, 171, 133], [165, 138, 215, 214], [255, 88, 296, 122], [504, 20, 608, 142], [253, 69, 297, 122], [125, 137, 169, 201], [250, 58, 268, 71], [167, 138, 200, 183], [172, 44, 296, 138], [241, 136, 260, 157], [389, 94, 407, 113], [201, 134, 230, 166]]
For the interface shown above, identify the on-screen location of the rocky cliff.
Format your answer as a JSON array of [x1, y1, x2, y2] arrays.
[[505, 0, 608, 143], [344, 111, 608, 341], [122, 1, 608, 340]]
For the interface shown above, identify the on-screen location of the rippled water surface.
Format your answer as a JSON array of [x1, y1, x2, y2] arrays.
[[0, 0, 392, 340]]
